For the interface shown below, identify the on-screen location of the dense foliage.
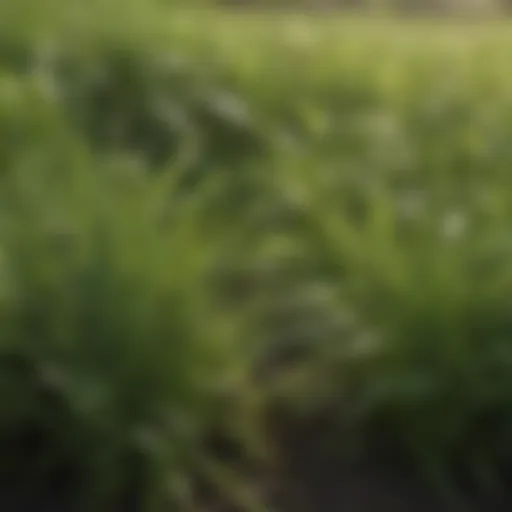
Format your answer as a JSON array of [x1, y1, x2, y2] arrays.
[[3, 2, 512, 510]]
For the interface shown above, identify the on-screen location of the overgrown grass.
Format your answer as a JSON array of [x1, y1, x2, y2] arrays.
[[3, 3, 512, 510], [0, 127, 259, 510]]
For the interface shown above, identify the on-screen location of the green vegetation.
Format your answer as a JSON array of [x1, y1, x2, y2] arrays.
[[2, 2, 512, 510]]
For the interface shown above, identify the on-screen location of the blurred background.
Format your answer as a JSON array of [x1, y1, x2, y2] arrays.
[[222, 0, 509, 14], [2, 1, 512, 511]]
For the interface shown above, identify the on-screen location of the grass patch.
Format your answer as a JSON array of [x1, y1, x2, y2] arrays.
[[2, 3, 512, 510]]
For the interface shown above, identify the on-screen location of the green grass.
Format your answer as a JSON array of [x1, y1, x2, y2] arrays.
[[3, 3, 512, 509], [0, 148, 261, 511], [190, 9, 512, 491]]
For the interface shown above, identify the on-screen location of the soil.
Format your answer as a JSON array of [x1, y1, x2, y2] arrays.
[[272, 451, 512, 512], [268, 413, 512, 512], [3, 415, 512, 512]]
